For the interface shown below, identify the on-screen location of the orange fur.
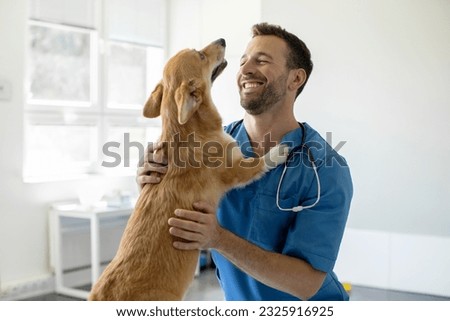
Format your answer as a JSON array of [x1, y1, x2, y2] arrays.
[[89, 39, 288, 301]]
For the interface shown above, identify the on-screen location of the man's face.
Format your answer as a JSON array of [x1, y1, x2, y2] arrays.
[[237, 35, 290, 115]]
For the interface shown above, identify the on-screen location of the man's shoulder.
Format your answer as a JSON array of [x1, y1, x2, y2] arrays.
[[303, 123, 353, 198], [303, 123, 350, 170], [223, 120, 243, 135]]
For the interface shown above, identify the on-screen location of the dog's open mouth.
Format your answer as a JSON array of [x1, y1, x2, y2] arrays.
[[211, 60, 228, 82]]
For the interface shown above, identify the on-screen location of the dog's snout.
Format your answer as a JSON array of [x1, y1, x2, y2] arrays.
[[215, 38, 226, 47]]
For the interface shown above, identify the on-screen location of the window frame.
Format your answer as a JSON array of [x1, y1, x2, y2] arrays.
[[23, 1, 166, 183]]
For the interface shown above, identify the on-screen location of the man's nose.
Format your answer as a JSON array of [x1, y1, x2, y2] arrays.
[[239, 59, 255, 75]]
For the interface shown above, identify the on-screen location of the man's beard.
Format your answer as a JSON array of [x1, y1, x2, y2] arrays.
[[240, 75, 287, 115]]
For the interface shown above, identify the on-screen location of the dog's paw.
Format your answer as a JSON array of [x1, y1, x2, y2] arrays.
[[264, 144, 289, 170]]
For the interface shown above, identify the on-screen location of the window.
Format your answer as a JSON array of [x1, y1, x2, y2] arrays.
[[27, 22, 95, 106], [24, 0, 165, 182]]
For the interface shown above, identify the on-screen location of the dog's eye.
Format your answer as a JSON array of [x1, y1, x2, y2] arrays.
[[198, 52, 206, 60]]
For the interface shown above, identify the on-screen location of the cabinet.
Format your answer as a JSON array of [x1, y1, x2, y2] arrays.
[[49, 202, 133, 299]]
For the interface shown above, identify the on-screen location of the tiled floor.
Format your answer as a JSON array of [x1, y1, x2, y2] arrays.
[[23, 268, 449, 301]]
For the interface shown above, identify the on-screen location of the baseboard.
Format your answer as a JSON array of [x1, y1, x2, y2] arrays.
[[334, 228, 450, 297], [0, 275, 54, 301]]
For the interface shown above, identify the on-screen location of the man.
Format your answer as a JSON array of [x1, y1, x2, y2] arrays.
[[137, 23, 353, 300]]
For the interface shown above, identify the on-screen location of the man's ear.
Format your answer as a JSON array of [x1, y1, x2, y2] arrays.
[[288, 69, 307, 92], [175, 79, 203, 125], [143, 82, 164, 118]]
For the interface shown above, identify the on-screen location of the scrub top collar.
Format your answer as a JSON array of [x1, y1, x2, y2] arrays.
[[231, 121, 305, 158]]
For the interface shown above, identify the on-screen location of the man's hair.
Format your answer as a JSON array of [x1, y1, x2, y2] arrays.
[[251, 22, 313, 98]]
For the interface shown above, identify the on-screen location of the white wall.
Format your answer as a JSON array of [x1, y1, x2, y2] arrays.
[[1, 0, 449, 297]]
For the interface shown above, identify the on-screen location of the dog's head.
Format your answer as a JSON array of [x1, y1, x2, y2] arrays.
[[143, 39, 227, 125]]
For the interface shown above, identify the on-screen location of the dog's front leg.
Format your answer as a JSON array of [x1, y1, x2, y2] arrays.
[[222, 144, 289, 188], [263, 144, 290, 170]]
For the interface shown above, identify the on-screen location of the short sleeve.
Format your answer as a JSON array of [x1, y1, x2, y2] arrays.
[[282, 155, 353, 273]]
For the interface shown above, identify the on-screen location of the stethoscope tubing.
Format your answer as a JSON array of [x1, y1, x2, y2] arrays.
[[229, 120, 321, 213]]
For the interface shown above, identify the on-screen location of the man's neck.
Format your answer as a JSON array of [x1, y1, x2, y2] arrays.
[[243, 111, 299, 157]]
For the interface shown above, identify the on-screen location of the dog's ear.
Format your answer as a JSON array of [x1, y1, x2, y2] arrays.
[[175, 80, 203, 125], [143, 82, 164, 118]]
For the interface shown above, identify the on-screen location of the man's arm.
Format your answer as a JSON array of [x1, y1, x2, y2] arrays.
[[168, 201, 326, 300]]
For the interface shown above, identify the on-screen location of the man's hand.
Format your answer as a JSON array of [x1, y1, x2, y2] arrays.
[[168, 201, 223, 250], [136, 142, 168, 191]]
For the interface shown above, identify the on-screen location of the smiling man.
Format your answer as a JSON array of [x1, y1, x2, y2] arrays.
[[140, 23, 353, 301]]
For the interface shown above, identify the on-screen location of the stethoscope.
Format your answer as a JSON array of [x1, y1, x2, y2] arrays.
[[228, 120, 321, 213]]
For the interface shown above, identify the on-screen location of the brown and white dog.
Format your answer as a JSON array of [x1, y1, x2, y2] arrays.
[[88, 39, 288, 300]]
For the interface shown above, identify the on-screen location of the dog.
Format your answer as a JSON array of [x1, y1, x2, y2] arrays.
[[88, 38, 288, 300]]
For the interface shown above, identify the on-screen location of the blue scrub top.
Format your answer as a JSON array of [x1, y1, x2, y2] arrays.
[[211, 120, 353, 301]]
